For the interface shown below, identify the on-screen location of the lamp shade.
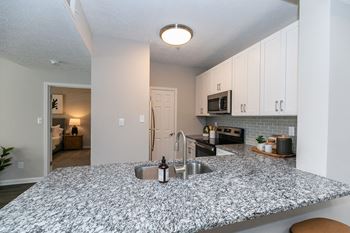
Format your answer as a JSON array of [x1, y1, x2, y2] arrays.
[[69, 118, 80, 126]]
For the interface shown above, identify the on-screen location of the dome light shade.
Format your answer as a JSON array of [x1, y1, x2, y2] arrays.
[[160, 24, 193, 46]]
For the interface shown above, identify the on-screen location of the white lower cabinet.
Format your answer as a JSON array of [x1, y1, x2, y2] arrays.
[[187, 138, 196, 159], [232, 42, 261, 116]]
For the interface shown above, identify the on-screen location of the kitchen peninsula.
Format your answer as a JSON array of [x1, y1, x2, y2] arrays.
[[0, 150, 349, 233]]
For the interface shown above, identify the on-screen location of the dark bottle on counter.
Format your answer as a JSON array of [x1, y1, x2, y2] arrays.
[[158, 156, 169, 183]]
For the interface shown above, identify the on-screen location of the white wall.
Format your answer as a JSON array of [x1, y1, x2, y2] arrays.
[[0, 58, 90, 184], [327, 0, 350, 184], [150, 61, 204, 135], [91, 37, 150, 164], [297, 0, 350, 184], [297, 0, 331, 176]]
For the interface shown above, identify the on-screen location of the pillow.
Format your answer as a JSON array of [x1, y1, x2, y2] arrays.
[[52, 127, 63, 137]]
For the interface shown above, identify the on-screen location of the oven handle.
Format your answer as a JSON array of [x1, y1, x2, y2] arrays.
[[196, 142, 215, 152]]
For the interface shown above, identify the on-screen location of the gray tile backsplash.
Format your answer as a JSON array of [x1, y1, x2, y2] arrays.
[[206, 116, 297, 152]]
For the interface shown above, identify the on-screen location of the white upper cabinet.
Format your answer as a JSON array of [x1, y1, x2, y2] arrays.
[[195, 71, 210, 116], [260, 21, 298, 116], [283, 21, 298, 115], [232, 42, 261, 116], [195, 21, 298, 117], [209, 58, 232, 94]]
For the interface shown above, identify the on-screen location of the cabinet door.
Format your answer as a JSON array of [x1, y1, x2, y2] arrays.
[[260, 31, 286, 115], [282, 21, 298, 115], [201, 72, 210, 115], [195, 76, 202, 116], [210, 58, 232, 94], [245, 43, 261, 115], [232, 52, 247, 116]]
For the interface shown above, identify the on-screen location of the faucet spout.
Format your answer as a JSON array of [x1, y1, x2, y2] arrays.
[[175, 131, 187, 179]]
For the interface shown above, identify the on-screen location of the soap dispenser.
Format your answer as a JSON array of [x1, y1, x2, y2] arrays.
[[158, 156, 169, 183]]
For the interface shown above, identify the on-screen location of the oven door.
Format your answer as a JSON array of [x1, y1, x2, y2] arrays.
[[195, 142, 216, 157]]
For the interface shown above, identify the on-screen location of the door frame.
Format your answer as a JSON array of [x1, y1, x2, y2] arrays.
[[43, 82, 91, 176], [150, 86, 178, 161]]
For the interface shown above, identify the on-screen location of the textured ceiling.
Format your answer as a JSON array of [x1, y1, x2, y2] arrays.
[[80, 0, 298, 69], [0, 0, 90, 72]]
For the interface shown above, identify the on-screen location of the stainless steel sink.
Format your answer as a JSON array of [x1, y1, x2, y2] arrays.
[[135, 161, 212, 180], [184, 161, 213, 175]]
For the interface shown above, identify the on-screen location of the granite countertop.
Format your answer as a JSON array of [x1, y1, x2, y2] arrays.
[[1, 153, 350, 233], [216, 144, 297, 168]]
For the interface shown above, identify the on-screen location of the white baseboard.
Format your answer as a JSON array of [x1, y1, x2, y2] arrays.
[[0, 177, 43, 186]]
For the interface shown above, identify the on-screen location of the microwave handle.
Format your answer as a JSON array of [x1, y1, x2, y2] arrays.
[[218, 97, 222, 110]]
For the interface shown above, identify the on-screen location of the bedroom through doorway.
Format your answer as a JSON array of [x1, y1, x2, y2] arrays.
[[49, 85, 91, 170]]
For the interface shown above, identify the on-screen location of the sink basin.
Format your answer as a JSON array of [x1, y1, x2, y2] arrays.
[[135, 161, 213, 180], [184, 161, 213, 175]]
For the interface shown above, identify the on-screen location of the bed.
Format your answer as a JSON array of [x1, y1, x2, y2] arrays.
[[52, 118, 66, 154]]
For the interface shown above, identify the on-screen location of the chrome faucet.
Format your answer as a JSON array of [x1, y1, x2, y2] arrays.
[[174, 131, 188, 179]]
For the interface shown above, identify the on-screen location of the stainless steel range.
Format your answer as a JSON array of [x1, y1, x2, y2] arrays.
[[195, 126, 244, 157]]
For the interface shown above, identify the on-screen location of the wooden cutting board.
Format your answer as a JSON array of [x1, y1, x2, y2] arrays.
[[251, 146, 295, 158]]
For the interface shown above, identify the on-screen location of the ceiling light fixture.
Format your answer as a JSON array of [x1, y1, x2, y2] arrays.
[[160, 24, 193, 46]]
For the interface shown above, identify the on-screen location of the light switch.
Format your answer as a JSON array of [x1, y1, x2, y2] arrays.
[[139, 114, 145, 123], [118, 118, 125, 127], [37, 117, 43, 125]]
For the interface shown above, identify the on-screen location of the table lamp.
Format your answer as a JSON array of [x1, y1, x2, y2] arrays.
[[69, 118, 80, 136]]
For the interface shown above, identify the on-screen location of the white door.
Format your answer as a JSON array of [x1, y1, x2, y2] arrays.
[[150, 88, 176, 162], [283, 21, 298, 115], [211, 58, 232, 93], [245, 42, 261, 115], [260, 31, 286, 115], [233, 51, 247, 115]]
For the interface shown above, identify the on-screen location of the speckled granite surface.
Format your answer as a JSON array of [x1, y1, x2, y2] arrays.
[[216, 144, 297, 168], [0, 154, 349, 233]]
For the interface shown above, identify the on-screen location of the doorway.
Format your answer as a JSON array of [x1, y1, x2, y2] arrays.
[[150, 87, 177, 162], [43, 83, 91, 176]]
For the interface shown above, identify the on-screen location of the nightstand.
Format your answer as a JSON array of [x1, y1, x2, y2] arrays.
[[64, 135, 83, 150]]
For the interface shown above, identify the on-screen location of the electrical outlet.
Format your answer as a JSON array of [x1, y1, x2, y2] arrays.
[[18, 161, 24, 169], [118, 118, 125, 127], [288, 126, 295, 136]]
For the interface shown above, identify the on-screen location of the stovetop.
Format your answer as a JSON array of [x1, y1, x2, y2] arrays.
[[188, 126, 244, 147]]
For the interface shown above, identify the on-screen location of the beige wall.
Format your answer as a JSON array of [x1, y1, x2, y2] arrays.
[[51, 87, 91, 148], [150, 61, 204, 135], [91, 37, 150, 164], [0, 58, 90, 183]]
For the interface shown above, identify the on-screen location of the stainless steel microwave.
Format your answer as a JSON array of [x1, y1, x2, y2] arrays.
[[207, 91, 232, 114]]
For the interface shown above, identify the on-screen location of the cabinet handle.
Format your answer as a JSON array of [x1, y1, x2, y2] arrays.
[[219, 83, 221, 91], [280, 100, 284, 112], [275, 101, 279, 112], [240, 104, 243, 113], [244, 104, 247, 113]]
